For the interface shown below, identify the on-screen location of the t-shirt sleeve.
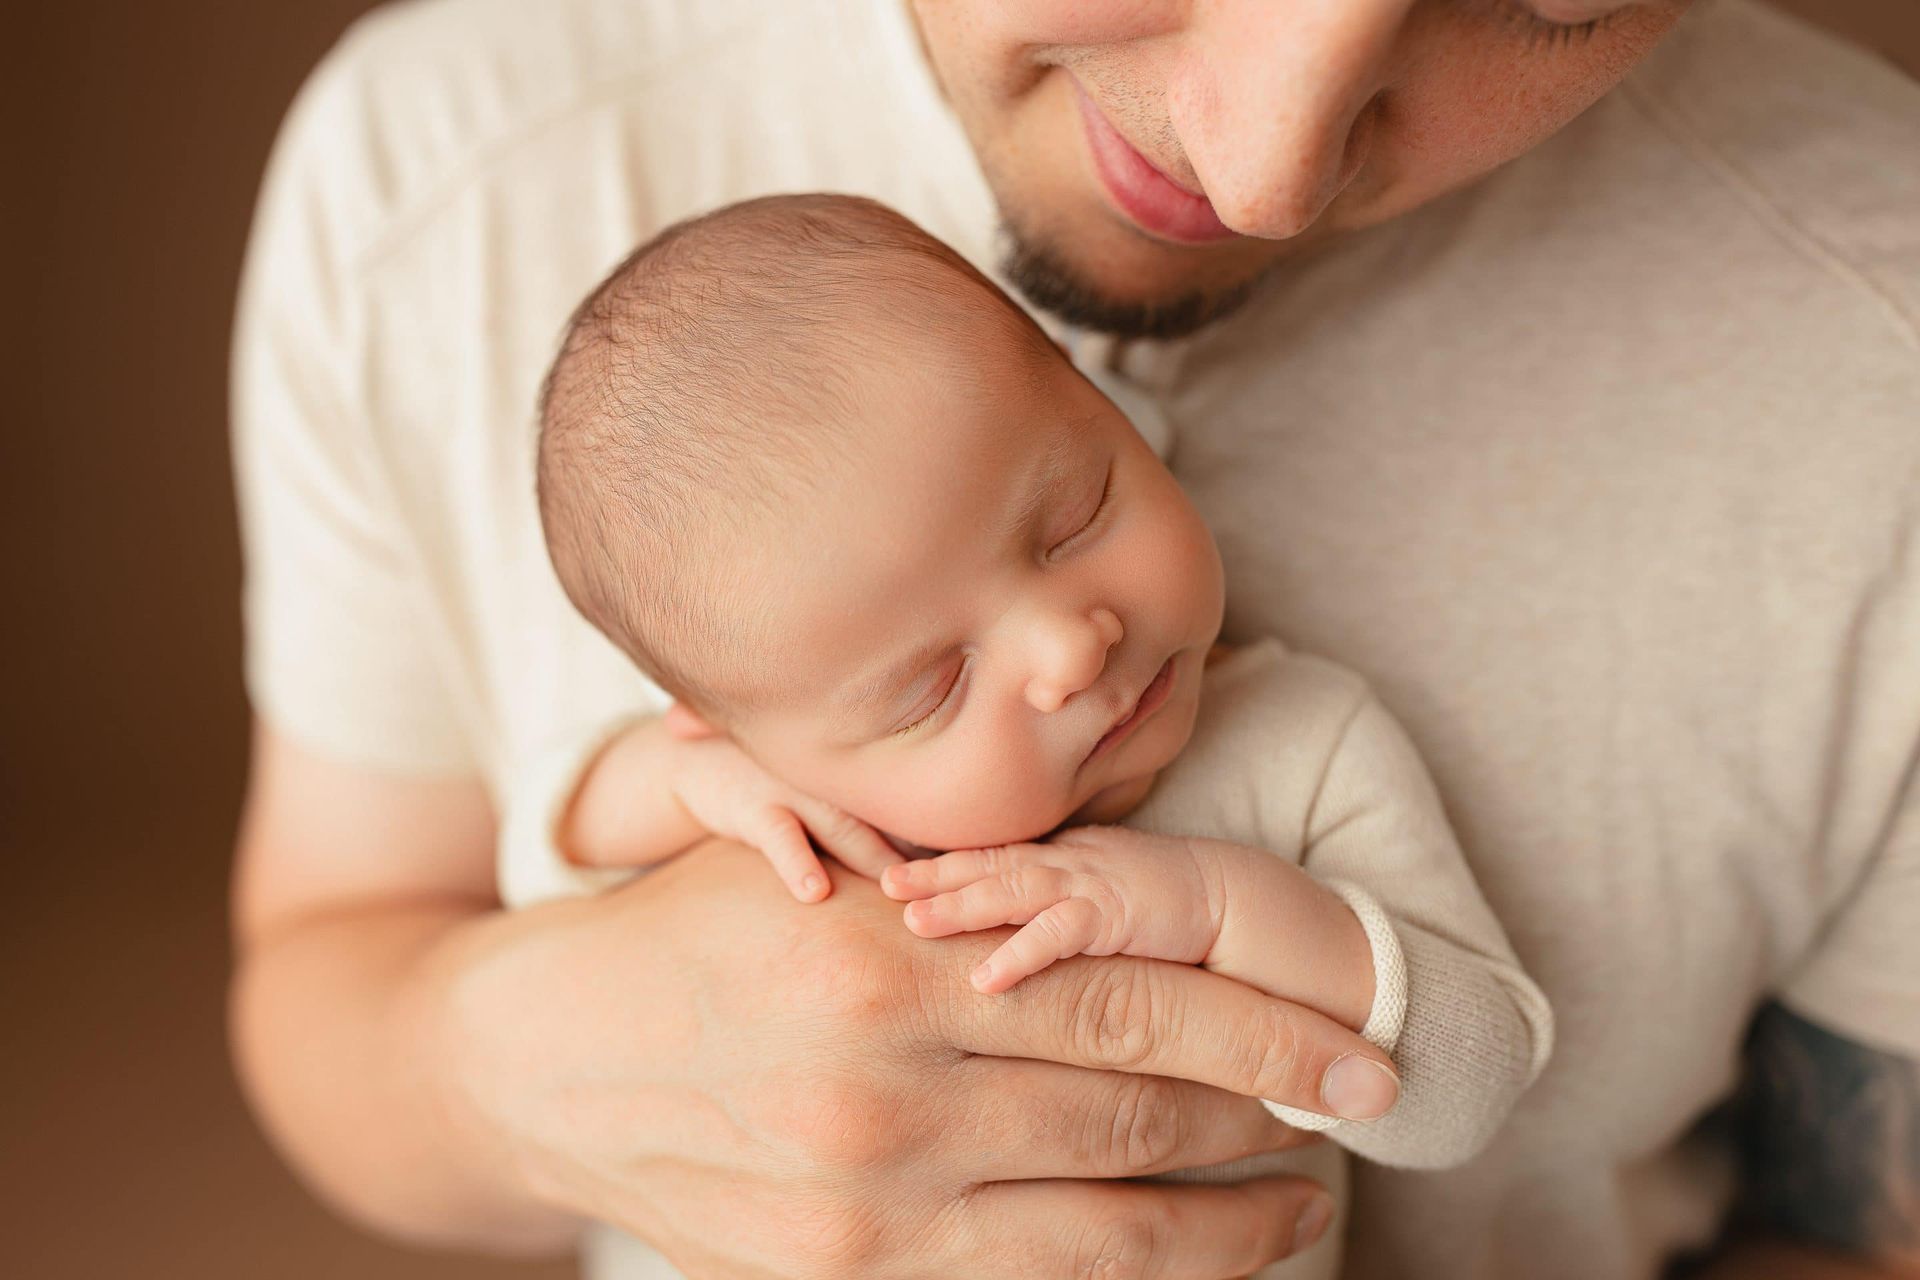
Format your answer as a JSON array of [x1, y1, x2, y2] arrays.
[[1779, 755, 1920, 1060], [1292, 693, 1556, 1170], [1774, 497, 1920, 1060], [230, 56, 476, 774], [496, 711, 657, 910]]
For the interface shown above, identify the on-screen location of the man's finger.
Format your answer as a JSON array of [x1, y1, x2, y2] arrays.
[[951, 1057, 1320, 1181], [944, 949, 1399, 1121], [957, 1176, 1335, 1280]]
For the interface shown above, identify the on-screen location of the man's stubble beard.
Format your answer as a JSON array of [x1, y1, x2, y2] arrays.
[[995, 211, 1269, 342]]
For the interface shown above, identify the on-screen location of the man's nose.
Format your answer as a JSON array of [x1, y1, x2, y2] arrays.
[[1173, 0, 1408, 239], [1024, 607, 1124, 714]]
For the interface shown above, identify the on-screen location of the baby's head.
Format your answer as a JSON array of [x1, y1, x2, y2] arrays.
[[538, 194, 1224, 850]]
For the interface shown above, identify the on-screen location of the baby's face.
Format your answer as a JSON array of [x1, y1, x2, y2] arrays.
[[729, 318, 1225, 851]]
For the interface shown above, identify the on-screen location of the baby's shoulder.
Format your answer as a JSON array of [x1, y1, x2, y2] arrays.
[[1132, 638, 1384, 850], [1199, 637, 1377, 744]]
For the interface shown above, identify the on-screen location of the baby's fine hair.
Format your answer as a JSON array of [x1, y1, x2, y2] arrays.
[[536, 193, 1055, 719]]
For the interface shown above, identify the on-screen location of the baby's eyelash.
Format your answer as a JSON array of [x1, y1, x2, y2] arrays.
[[893, 662, 965, 737], [1048, 466, 1116, 560]]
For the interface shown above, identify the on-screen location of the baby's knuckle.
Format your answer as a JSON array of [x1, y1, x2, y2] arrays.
[[980, 844, 1023, 875], [814, 806, 858, 837], [1032, 906, 1074, 945], [1008, 866, 1065, 904]]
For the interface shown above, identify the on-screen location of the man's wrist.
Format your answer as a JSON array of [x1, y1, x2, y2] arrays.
[[391, 899, 595, 1247], [232, 897, 585, 1254]]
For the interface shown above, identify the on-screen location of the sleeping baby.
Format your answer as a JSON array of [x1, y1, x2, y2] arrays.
[[525, 193, 1553, 1279]]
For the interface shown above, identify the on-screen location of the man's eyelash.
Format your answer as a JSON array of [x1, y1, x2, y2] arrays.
[[1499, 2, 1613, 49]]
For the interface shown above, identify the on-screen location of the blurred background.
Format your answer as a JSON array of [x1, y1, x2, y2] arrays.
[[1, 2, 1914, 1276]]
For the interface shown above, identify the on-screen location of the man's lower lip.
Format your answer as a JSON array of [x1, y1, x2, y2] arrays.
[[1073, 84, 1236, 246], [1088, 658, 1176, 764]]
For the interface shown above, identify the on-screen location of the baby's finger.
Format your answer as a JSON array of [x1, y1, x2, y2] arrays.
[[903, 865, 1072, 939], [880, 843, 1036, 901], [973, 898, 1104, 993], [796, 799, 902, 880], [751, 808, 831, 903]]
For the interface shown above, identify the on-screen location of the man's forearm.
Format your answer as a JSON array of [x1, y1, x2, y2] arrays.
[[229, 897, 581, 1254], [1709, 1002, 1920, 1280]]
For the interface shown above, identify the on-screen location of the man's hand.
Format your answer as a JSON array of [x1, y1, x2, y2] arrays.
[[436, 841, 1381, 1277], [235, 724, 1395, 1277]]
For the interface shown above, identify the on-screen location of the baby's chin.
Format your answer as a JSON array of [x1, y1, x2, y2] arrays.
[[885, 770, 1159, 855], [1066, 770, 1160, 827]]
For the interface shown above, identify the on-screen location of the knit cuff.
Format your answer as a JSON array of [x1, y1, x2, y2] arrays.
[[1261, 878, 1408, 1131], [496, 713, 655, 910]]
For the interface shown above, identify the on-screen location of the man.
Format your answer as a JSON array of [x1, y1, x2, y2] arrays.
[[228, 1, 1920, 1277]]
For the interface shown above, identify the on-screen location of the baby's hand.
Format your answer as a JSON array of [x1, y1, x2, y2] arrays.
[[879, 827, 1226, 993], [670, 737, 900, 902]]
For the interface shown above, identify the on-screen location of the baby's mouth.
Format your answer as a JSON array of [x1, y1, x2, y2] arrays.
[[1084, 657, 1176, 767]]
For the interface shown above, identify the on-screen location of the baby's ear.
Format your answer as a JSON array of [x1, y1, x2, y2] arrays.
[[664, 702, 721, 741]]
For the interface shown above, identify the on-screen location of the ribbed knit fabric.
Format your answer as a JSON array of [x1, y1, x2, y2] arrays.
[[1125, 641, 1553, 1170]]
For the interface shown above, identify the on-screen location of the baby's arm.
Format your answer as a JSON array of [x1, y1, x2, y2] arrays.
[[558, 714, 901, 900], [1279, 690, 1554, 1167], [885, 685, 1553, 1168], [880, 832, 1376, 1027]]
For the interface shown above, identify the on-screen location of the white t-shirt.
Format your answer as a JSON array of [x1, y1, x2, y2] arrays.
[[231, 2, 1920, 1276]]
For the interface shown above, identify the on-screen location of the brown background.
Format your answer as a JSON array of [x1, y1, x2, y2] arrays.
[[2, 3, 1913, 1277]]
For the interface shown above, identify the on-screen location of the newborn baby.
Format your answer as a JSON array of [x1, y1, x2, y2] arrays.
[[530, 194, 1552, 1278]]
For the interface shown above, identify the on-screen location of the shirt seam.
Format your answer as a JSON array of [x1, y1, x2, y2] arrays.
[[343, 8, 803, 279], [1615, 75, 1920, 357], [1295, 681, 1376, 862]]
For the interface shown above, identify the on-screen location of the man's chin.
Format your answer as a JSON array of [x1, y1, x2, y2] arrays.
[[999, 226, 1268, 341]]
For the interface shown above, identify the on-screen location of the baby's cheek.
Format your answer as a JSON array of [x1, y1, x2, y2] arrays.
[[1128, 489, 1224, 634], [861, 746, 1074, 852]]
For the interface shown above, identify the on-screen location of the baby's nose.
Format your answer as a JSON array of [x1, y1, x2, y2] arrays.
[[1025, 608, 1124, 714]]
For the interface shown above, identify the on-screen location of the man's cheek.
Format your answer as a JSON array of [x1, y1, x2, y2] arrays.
[[1387, 10, 1687, 186]]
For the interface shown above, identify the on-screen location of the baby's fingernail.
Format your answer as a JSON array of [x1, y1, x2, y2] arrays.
[[1292, 1193, 1335, 1253], [800, 873, 824, 899], [1321, 1054, 1399, 1121], [970, 963, 993, 990]]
